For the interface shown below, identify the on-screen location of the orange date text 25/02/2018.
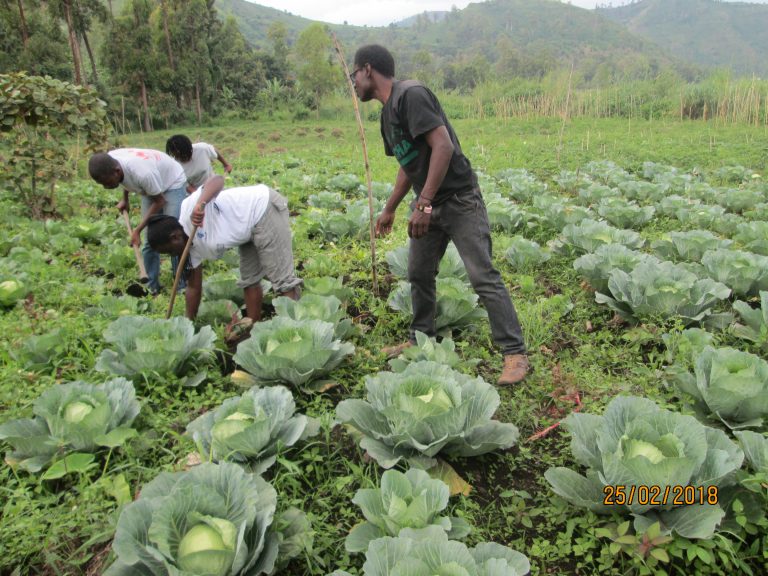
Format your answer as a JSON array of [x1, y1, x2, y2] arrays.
[[602, 485, 719, 506]]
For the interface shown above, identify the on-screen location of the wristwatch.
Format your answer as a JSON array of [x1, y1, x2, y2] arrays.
[[416, 198, 433, 214]]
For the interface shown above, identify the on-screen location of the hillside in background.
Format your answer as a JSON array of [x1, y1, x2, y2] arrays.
[[598, 0, 768, 77], [217, 0, 690, 82]]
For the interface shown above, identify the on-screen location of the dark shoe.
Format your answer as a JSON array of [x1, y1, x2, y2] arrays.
[[382, 341, 414, 359], [498, 354, 529, 385]]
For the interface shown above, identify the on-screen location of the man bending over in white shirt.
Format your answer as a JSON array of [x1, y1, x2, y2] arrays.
[[166, 134, 232, 193], [145, 176, 301, 320]]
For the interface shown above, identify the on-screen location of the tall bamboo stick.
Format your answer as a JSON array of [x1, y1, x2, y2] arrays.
[[330, 32, 379, 296]]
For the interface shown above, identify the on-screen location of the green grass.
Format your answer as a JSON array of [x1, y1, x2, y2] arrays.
[[0, 115, 766, 575]]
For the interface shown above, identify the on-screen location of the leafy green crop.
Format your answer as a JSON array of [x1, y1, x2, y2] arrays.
[[388, 278, 487, 334], [105, 462, 311, 576], [95, 316, 216, 384], [595, 260, 731, 325], [187, 385, 319, 473], [560, 219, 644, 255], [672, 346, 768, 429], [574, 244, 659, 294], [345, 468, 471, 552], [332, 526, 529, 576], [545, 396, 744, 539], [233, 317, 354, 388], [336, 361, 519, 469], [701, 249, 768, 297], [272, 293, 354, 339], [0, 378, 139, 473]]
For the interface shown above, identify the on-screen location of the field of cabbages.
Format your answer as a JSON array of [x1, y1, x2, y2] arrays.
[[0, 117, 766, 576]]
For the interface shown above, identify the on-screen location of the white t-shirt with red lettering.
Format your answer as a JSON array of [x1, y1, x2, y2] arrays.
[[108, 148, 186, 196], [180, 185, 270, 268]]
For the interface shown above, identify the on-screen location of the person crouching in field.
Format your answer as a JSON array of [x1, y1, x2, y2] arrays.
[[166, 134, 233, 193], [88, 148, 187, 296], [146, 175, 302, 321]]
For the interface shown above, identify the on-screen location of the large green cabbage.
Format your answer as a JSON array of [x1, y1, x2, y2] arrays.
[[701, 249, 768, 298], [595, 260, 731, 325], [596, 197, 655, 229], [672, 346, 768, 430], [0, 378, 140, 473], [105, 462, 311, 576], [733, 221, 768, 256], [331, 526, 529, 576], [233, 317, 354, 388], [651, 230, 733, 263], [573, 244, 659, 294], [336, 361, 519, 469], [345, 468, 470, 553], [504, 236, 551, 271], [186, 385, 319, 473], [96, 316, 216, 384], [544, 396, 743, 539], [560, 219, 644, 255]]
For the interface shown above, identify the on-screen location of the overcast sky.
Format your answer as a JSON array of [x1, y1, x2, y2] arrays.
[[251, 0, 768, 27]]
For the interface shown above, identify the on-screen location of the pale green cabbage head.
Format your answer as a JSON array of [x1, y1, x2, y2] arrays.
[[545, 396, 744, 539], [336, 361, 519, 469]]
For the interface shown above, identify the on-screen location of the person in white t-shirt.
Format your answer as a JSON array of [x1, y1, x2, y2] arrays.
[[146, 175, 302, 320], [165, 134, 232, 193], [88, 149, 188, 294]]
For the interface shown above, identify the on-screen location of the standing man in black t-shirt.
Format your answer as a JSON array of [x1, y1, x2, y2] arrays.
[[351, 44, 529, 385]]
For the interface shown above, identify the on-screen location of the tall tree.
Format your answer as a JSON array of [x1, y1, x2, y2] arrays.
[[267, 21, 289, 80], [293, 23, 339, 113], [103, 0, 158, 130]]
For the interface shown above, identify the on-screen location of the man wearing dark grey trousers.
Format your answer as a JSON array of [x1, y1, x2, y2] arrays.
[[351, 44, 529, 385]]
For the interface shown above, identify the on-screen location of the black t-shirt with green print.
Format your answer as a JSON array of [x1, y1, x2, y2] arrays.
[[380, 80, 477, 205]]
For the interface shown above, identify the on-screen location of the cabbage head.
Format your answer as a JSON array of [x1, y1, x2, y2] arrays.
[[96, 316, 216, 383], [596, 198, 655, 229], [733, 221, 768, 256], [504, 237, 551, 271], [0, 378, 140, 473], [545, 396, 743, 539], [303, 276, 353, 304], [233, 317, 354, 388], [204, 270, 245, 305], [388, 278, 487, 334], [336, 361, 519, 469], [651, 230, 732, 263], [484, 193, 526, 232], [196, 299, 242, 328], [532, 196, 593, 230], [345, 468, 471, 552], [272, 294, 354, 340], [595, 260, 731, 325], [331, 526, 529, 576], [672, 346, 768, 430], [105, 462, 311, 576], [561, 219, 644, 255], [701, 249, 768, 298], [186, 386, 319, 474], [0, 278, 26, 307], [573, 244, 659, 294]]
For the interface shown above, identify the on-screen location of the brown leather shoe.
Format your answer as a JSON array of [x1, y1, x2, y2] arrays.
[[498, 354, 529, 385], [382, 341, 414, 359]]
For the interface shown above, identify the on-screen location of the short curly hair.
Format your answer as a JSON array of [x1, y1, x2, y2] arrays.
[[354, 45, 395, 78], [166, 134, 193, 163]]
